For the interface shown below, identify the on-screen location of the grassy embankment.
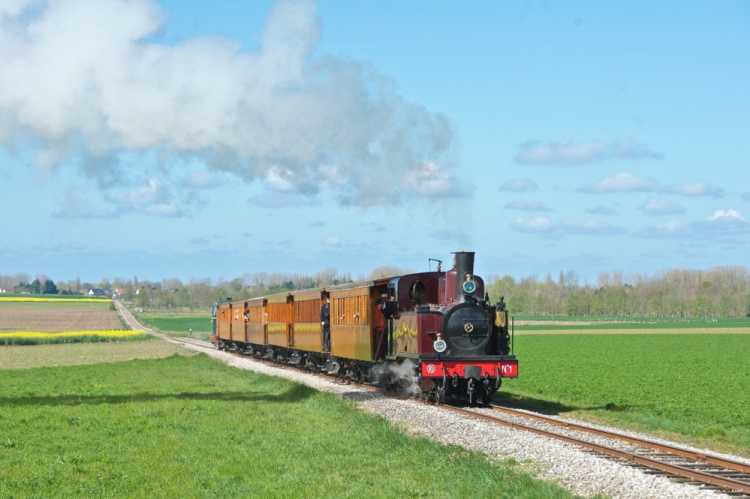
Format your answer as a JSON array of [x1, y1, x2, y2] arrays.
[[0, 354, 570, 498], [500, 333, 750, 457]]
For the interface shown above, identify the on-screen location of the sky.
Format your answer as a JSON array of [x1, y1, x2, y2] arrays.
[[0, 0, 748, 282]]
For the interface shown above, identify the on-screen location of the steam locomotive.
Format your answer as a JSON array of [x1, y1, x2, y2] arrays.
[[211, 251, 518, 405]]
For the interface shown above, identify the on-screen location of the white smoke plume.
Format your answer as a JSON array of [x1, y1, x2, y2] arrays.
[[0, 0, 462, 206], [371, 358, 420, 396]]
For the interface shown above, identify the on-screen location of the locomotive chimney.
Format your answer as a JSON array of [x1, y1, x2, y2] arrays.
[[453, 251, 475, 301]]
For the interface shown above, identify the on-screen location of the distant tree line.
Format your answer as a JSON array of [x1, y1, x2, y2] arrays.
[[0, 269, 359, 310], [3, 266, 749, 318], [128, 269, 358, 310], [1, 275, 64, 295], [487, 267, 750, 319]]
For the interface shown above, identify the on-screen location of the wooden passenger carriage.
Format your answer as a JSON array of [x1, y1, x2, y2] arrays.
[[212, 274, 457, 362], [213, 280, 389, 363]]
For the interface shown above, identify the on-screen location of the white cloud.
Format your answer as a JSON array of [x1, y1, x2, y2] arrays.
[[504, 200, 551, 212], [321, 236, 342, 248], [515, 140, 662, 166], [498, 178, 538, 192], [511, 216, 623, 237], [636, 221, 688, 238], [247, 191, 317, 209], [564, 220, 625, 236], [581, 172, 657, 193], [511, 216, 555, 234], [0, 0, 33, 17], [181, 170, 226, 190], [581, 172, 725, 198], [0, 0, 459, 206], [106, 178, 198, 217], [665, 183, 724, 198], [640, 199, 685, 216], [585, 205, 618, 216], [54, 178, 200, 218], [265, 166, 297, 193], [401, 162, 465, 200], [53, 189, 118, 219], [638, 209, 750, 240], [710, 209, 745, 222]]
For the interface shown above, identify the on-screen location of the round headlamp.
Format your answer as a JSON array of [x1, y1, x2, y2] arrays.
[[462, 279, 477, 294], [433, 338, 447, 353]]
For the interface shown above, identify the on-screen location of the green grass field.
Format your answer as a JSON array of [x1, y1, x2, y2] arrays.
[[499, 333, 750, 456], [0, 354, 569, 498], [137, 314, 211, 340]]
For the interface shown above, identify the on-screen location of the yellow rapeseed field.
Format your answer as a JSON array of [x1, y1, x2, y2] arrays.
[[0, 330, 144, 339], [0, 330, 146, 345], [0, 297, 111, 303]]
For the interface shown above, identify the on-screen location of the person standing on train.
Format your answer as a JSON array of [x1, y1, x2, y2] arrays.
[[321, 296, 331, 352]]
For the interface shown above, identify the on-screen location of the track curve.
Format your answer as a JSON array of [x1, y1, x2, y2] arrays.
[[448, 405, 750, 496]]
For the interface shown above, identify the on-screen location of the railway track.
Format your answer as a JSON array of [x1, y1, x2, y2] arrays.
[[115, 301, 750, 496], [490, 405, 750, 477], [442, 405, 750, 496]]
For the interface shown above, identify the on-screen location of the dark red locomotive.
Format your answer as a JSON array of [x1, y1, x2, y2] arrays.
[[381, 251, 517, 404]]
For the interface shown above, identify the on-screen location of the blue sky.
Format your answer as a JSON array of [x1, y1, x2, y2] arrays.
[[0, 0, 748, 282]]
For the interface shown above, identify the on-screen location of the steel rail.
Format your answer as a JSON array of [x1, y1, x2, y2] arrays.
[[490, 404, 750, 476], [442, 406, 750, 495]]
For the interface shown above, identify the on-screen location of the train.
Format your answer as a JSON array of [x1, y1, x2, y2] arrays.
[[211, 251, 518, 405]]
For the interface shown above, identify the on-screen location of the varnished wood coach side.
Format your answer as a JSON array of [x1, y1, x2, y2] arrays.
[[246, 297, 267, 345], [266, 293, 292, 348], [291, 288, 324, 353], [230, 300, 247, 343], [330, 285, 374, 361], [217, 302, 232, 341]]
